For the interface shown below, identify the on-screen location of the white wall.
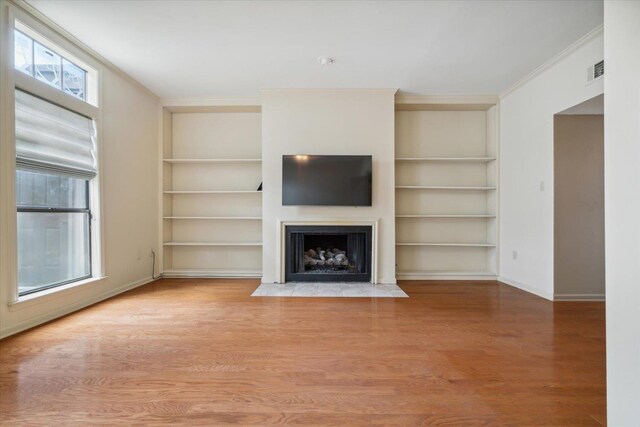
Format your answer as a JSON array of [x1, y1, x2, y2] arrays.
[[498, 30, 604, 300], [261, 89, 396, 284], [604, 1, 640, 424], [0, 2, 160, 338]]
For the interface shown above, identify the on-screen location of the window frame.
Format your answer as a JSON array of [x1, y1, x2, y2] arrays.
[[16, 175, 93, 296], [14, 29, 89, 101], [1, 5, 105, 304]]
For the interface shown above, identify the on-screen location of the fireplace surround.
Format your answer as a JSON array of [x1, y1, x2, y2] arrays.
[[276, 219, 379, 284], [285, 225, 373, 282]]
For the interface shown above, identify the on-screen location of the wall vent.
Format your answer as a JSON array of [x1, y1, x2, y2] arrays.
[[587, 60, 604, 83]]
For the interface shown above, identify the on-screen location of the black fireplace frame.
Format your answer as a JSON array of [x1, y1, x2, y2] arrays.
[[285, 225, 373, 282]]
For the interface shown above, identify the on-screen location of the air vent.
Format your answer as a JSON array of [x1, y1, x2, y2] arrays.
[[587, 60, 604, 83], [594, 60, 604, 78]]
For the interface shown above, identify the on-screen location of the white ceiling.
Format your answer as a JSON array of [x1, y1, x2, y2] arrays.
[[26, 0, 603, 99]]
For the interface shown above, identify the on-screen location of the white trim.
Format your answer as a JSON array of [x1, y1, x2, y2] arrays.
[[498, 276, 554, 301], [0, 3, 19, 305], [397, 273, 497, 281], [395, 94, 498, 105], [93, 66, 106, 280], [157, 105, 165, 277], [8, 275, 107, 308], [554, 293, 606, 302], [276, 218, 380, 284], [14, 70, 99, 118], [500, 24, 604, 99], [163, 269, 262, 278], [161, 97, 261, 108], [161, 93, 498, 111], [261, 88, 398, 96], [492, 104, 501, 278], [0, 276, 156, 339]]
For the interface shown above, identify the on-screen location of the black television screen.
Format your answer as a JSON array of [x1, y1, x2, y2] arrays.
[[282, 155, 372, 206]]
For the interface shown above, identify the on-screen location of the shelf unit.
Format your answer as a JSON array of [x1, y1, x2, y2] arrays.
[[161, 105, 263, 278], [395, 105, 498, 279]]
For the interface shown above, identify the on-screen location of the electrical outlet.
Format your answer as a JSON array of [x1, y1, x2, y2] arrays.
[[539, 181, 545, 192], [512, 250, 518, 260]]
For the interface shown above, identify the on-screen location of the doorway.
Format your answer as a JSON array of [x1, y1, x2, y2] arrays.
[[553, 94, 605, 300]]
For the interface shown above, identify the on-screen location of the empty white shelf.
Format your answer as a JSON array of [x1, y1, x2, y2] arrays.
[[396, 186, 496, 190], [396, 157, 496, 162], [163, 158, 262, 163], [163, 190, 262, 194], [396, 214, 496, 218], [163, 216, 262, 220], [396, 242, 496, 247], [163, 242, 262, 246]]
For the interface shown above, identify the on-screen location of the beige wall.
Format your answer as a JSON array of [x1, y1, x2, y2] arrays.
[[553, 115, 604, 298], [0, 2, 160, 337], [261, 89, 396, 284]]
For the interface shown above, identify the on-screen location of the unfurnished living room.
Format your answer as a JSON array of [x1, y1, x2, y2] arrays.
[[0, 0, 638, 425]]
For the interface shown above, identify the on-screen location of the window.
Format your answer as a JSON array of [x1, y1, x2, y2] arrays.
[[14, 29, 87, 101], [17, 171, 91, 295], [9, 17, 101, 300], [14, 89, 97, 296]]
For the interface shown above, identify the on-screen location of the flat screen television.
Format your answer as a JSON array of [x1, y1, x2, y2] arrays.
[[282, 155, 372, 206]]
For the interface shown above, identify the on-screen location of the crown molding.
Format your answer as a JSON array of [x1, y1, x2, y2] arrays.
[[500, 24, 604, 99], [395, 94, 498, 110], [395, 94, 498, 105], [161, 97, 262, 112], [161, 98, 261, 113], [260, 88, 398, 96], [9, 0, 159, 100], [161, 97, 261, 108]]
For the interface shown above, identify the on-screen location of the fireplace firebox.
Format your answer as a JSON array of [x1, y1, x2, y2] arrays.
[[285, 225, 372, 282]]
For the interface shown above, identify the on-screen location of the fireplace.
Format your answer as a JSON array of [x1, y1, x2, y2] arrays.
[[285, 225, 373, 282]]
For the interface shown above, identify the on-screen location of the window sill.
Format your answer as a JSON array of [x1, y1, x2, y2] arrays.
[[8, 276, 107, 311]]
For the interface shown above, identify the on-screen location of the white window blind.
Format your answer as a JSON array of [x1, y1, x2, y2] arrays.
[[15, 90, 97, 178]]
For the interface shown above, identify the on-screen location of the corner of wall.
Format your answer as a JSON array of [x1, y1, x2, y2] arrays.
[[498, 276, 554, 301]]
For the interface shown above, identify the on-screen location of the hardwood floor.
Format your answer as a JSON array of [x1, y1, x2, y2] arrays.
[[0, 279, 606, 426]]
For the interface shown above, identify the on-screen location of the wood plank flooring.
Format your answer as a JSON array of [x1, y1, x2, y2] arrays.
[[0, 279, 606, 426]]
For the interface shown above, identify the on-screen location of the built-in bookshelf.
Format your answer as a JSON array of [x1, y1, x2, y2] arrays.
[[161, 105, 263, 278], [395, 105, 499, 279]]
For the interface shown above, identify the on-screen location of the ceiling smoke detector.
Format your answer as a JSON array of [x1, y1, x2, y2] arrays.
[[317, 56, 335, 66]]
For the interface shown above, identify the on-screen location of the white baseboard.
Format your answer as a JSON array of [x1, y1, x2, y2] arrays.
[[162, 269, 262, 278], [0, 276, 155, 339], [498, 276, 554, 301], [397, 274, 498, 281], [554, 293, 606, 301]]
